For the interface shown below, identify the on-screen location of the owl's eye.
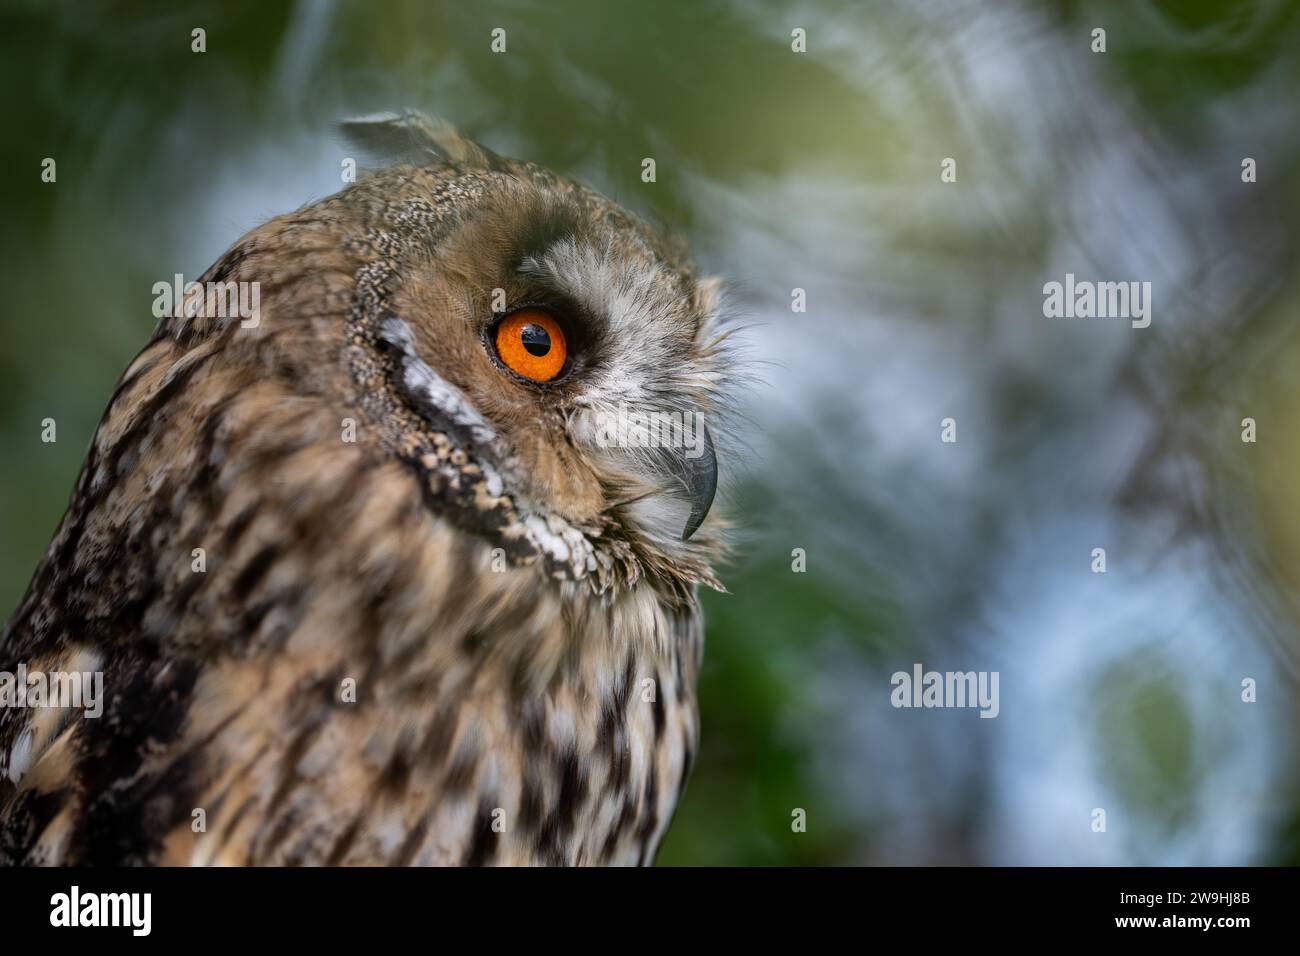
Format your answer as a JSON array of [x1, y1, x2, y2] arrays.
[[492, 309, 568, 382]]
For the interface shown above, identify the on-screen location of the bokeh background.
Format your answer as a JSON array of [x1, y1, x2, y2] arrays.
[[3, 0, 1300, 865]]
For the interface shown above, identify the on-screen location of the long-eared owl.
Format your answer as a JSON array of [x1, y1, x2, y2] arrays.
[[0, 113, 739, 866]]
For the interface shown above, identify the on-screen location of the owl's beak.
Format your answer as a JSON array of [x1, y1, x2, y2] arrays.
[[679, 422, 718, 541]]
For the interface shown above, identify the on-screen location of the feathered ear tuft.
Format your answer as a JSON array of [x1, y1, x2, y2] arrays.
[[693, 276, 726, 322], [337, 110, 504, 170]]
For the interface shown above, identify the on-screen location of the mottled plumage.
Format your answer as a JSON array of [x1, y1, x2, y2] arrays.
[[0, 115, 738, 865]]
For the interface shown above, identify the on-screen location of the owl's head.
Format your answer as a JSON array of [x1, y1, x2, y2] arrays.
[[329, 113, 741, 599]]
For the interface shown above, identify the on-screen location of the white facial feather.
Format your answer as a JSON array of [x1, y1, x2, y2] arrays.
[[521, 238, 738, 563]]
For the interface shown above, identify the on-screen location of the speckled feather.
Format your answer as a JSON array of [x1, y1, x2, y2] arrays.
[[0, 117, 737, 865]]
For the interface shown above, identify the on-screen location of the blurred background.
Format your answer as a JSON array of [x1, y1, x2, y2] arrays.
[[3, 0, 1300, 864]]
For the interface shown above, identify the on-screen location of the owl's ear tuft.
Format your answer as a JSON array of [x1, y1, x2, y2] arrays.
[[693, 275, 727, 329], [338, 110, 504, 171]]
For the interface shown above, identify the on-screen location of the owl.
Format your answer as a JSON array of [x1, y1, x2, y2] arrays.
[[0, 113, 738, 866]]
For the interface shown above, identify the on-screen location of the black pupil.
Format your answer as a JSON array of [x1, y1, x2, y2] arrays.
[[520, 324, 551, 357]]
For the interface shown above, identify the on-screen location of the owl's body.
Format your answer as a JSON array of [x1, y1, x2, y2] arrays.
[[0, 118, 734, 865]]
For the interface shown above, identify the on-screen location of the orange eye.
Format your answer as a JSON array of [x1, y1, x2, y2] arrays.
[[493, 309, 567, 382]]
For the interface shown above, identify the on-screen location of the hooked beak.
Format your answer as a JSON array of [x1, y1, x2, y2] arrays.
[[678, 422, 718, 541]]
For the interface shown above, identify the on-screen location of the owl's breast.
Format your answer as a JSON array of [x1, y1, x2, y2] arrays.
[[168, 552, 701, 866]]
